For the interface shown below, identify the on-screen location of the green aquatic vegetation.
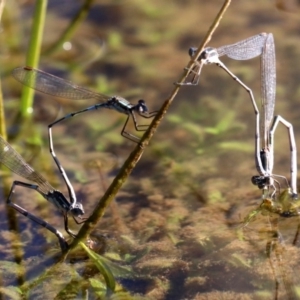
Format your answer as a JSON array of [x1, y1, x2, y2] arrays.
[[229, 253, 252, 268], [108, 31, 123, 50], [0, 286, 22, 299], [207, 190, 223, 204], [80, 241, 116, 294], [204, 110, 238, 135], [167, 99, 247, 158], [218, 141, 253, 152], [43, 0, 94, 56], [242, 189, 300, 227]]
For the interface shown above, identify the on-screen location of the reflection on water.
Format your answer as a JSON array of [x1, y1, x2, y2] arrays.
[[1, 0, 300, 298]]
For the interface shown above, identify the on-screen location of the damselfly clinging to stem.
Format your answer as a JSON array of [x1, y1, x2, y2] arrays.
[[177, 33, 267, 86], [0, 135, 85, 251], [12, 66, 157, 144], [179, 33, 297, 199]]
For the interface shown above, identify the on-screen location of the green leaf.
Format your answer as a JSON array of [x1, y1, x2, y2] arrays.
[[89, 278, 106, 298], [79, 242, 116, 293], [0, 286, 23, 299]]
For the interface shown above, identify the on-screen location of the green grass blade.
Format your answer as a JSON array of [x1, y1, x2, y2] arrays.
[[79, 242, 116, 294], [20, 0, 48, 117]]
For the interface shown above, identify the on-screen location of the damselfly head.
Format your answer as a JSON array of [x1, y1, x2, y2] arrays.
[[189, 47, 218, 63], [137, 99, 148, 113], [70, 203, 85, 217], [251, 175, 268, 189], [188, 47, 197, 57]]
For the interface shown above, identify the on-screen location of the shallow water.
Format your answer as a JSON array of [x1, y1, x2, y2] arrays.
[[1, 0, 300, 299]]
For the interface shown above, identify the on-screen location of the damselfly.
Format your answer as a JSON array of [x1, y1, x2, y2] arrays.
[[179, 33, 297, 198], [12, 66, 157, 144], [177, 32, 267, 86]]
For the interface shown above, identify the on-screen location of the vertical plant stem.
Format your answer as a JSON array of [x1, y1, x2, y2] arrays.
[[20, 0, 48, 117], [0, 81, 6, 140], [0, 0, 6, 139]]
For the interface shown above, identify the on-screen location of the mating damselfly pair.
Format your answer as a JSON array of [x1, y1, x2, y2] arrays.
[[184, 33, 300, 297], [179, 32, 298, 205]]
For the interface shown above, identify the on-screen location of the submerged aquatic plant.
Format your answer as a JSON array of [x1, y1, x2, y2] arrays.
[[243, 189, 300, 227]]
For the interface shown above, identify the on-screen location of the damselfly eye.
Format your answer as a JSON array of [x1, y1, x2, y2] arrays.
[[188, 47, 197, 57], [138, 99, 148, 112], [71, 203, 85, 217]]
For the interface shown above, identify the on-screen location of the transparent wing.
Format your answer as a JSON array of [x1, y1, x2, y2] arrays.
[[12, 67, 110, 101]]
